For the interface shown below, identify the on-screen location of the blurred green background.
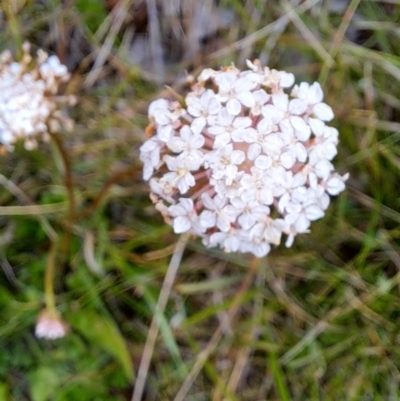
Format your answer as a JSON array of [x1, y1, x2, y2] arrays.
[[0, 0, 400, 400]]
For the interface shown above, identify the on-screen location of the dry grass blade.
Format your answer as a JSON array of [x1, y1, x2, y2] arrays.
[[0, 203, 67, 215], [209, 0, 320, 60], [319, 0, 362, 83], [173, 257, 260, 401], [0, 174, 58, 241], [131, 233, 190, 401], [145, 0, 165, 84], [83, 231, 105, 276], [225, 267, 266, 397], [281, 0, 334, 67], [85, 0, 132, 88]]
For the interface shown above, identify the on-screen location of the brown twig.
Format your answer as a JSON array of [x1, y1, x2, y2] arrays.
[[80, 164, 139, 218], [51, 132, 76, 260]]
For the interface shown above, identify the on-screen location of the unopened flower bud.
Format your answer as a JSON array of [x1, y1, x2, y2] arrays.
[[35, 309, 69, 340]]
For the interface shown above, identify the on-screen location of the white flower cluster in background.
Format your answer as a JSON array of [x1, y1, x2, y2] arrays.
[[0, 43, 75, 151], [140, 60, 348, 257]]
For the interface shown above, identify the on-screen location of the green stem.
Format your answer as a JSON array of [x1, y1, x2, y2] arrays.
[[51, 133, 75, 260], [44, 241, 58, 311], [268, 349, 291, 401]]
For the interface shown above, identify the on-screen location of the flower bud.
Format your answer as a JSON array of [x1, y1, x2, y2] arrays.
[[35, 309, 69, 340]]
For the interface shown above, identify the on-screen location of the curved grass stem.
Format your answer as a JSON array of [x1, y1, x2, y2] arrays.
[[131, 233, 191, 401]]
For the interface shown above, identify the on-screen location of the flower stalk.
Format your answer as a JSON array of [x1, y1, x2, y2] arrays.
[[50, 132, 78, 263], [44, 240, 58, 312]]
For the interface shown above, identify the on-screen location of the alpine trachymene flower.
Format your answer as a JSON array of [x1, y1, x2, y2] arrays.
[[0, 43, 75, 151], [141, 60, 348, 257], [35, 309, 69, 340]]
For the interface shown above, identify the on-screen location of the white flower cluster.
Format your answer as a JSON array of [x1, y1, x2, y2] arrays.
[[0, 43, 75, 151], [140, 60, 348, 257]]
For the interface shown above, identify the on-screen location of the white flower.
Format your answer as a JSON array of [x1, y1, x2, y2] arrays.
[[205, 144, 245, 185], [240, 167, 274, 205], [168, 198, 200, 234], [239, 238, 271, 258], [39, 55, 69, 91], [250, 215, 287, 246], [284, 201, 325, 233], [149, 99, 183, 142], [149, 98, 169, 119], [150, 177, 175, 203], [213, 172, 244, 199], [214, 71, 259, 115], [141, 60, 347, 257], [230, 198, 270, 230], [325, 173, 349, 195], [40, 55, 68, 77], [262, 94, 311, 141], [248, 89, 270, 115], [279, 71, 295, 88], [207, 108, 255, 148], [199, 193, 239, 232], [308, 184, 331, 211], [292, 82, 324, 104], [35, 310, 69, 340], [197, 68, 218, 82], [206, 229, 241, 253], [140, 137, 164, 180], [272, 170, 307, 212], [163, 154, 201, 194], [0, 44, 74, 150], [291, 82, 334, 121], [186, 89, 221, 134], [167, 125, 205, 160]]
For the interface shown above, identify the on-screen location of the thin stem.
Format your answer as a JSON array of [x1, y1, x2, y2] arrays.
[[131, 233, 191, 401], [0, 174, 58, 242], [44, 240, 58, 312], [80, 164, 139, 218], [51, 132, 76, 223], [51, 132, 75, 260], [318, 0, 362, 85]]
